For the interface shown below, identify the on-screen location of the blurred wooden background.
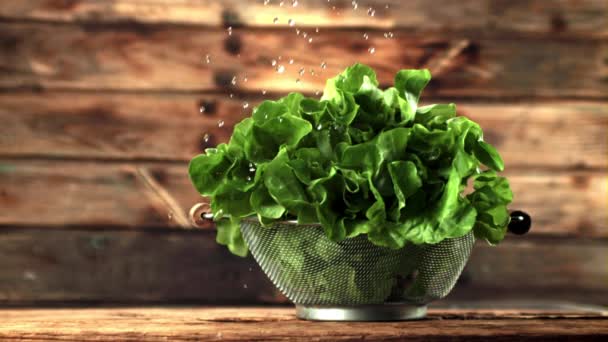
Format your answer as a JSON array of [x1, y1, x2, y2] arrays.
[[0, 0, 606, 306]]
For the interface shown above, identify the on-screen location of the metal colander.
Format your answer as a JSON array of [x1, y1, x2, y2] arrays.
[[240, 219, 475, 321]]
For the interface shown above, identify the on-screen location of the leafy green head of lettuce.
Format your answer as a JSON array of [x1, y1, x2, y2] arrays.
[[189, 64, 513, 257]]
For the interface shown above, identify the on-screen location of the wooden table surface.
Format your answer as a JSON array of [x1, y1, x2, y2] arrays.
[[1, 307, 607, 341]]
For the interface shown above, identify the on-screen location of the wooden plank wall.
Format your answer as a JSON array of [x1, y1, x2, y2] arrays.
[[0, 0, 606, 306]]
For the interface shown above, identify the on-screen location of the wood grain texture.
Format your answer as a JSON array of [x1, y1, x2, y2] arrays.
[[0, 160, 606, 236], [1, 22, 607, 98], [0, 0, 606, 37], [0, 228, 606, 305], [1, 93, 606, 169], [0, 307, 606, 341]]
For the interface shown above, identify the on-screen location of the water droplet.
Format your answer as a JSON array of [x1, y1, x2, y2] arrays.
[[385, 4, 390, 9], [246, 176, 252, 182], [199, 105, 206, 113], [203, 133, 210, 142], [273, 17, 279, 24], [288, 19, 295, 26], [243, 102, 249, 109], [264, 0, 270, 5], [243, 283, 248, 288], [352, 1, 358, 10], [242, 75, 248, 82], [314, 90, 320, 96], [248, 267, 253, 271], [278, 117, 283, 123], [310, 69, 315, 76], [363, 32, 369, 40], [292, 0, 298, 7], [277, 65, 285, 73], [308, 37, 313, 43], [315, 27, 319, 33], [368, 47, 376, 54], [299, 67, 305, 76], [271, 59, 277, 66], [289, 58, 294, 64], [384, 31, 394, 38], [227, 26, 233, 35], [302, 32, 308, 38], [264, 114, 268, 119], [249, 167, 256, 173], [320, 61, 327, 69], [279, 1, 284, 7], [296, 28, 301, 35], [231, 76, 237, 85], [229, 93, 234, 98], [168, 212, 173, 220], [367, 7, 375, 16], [278, 55, 282, 60], [262, 89, 267, 95], [204, 54, 211, 64], [317, 124, 323, 130], [218, 120, 225, 127], [295, 78, 301, 84]]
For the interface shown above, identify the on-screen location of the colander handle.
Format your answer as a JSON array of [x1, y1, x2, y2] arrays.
[[189, 202, 214, 228], [508, 210, 531, 235]]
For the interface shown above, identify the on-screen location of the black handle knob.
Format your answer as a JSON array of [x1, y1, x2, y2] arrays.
[[508, 210, 531, 235]]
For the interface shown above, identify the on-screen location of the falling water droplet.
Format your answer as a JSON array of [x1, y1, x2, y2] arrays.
[[199, 105, 206, 113], [302, 32, 308, 38], [262, 89, 267, 95], [352, 1, 358, 10], [278, 117, 283, 123], [277, 65, 285, 73], [227, 26, 233, 35], [273, 17, 279, 24], [368, 47, 376, 54], [314, 90, 320, 96], [288, 19, 295, 26], [310, 69, 316, 76], [168, 212, 173, 220], [296, 28, 301, 35], [363, 32, 369, 40], [203, 133, 210, 142], [315, 27, 319, 33], [295, 78, 301, 84], [264, 0, 270, 5], [243, 283, 248, 288], [289, 58, 294, 64], [243, 102, 249, 109], [320, 61, 327, 69], [317, 123, 323, 130], [299, 67, 305, 76], [231, 76, 237, 85], [385, 4, 390, 9], [292, 0, 298, 7], [279, 1, 284, 7], [278, 55, 282, 60], [271, 59, 277, 66], [229, 93, 234, 98], [308, 37, 313, 43], [384, 32, 394, 38], [218, 120, 225, 127], [246, 176, 252, 182], [204, 54, 211, 64], [367, 7, 375, 16]]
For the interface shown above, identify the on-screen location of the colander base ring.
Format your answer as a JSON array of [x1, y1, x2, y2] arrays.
[[295, 304, 427, 321]]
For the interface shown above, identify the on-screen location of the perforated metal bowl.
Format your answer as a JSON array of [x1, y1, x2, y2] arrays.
[[240, 219, 474, 321]]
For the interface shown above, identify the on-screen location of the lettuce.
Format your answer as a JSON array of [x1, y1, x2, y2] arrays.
[[189, 64, 512, 256]]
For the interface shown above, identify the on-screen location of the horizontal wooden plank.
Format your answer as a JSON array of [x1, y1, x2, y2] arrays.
[[0, 308, 607, 341], [0, 228, 606, 305], [0, 0, 606, 37], [1, 23, 607, 98], [1, 308, 606, 341], [0, 160, 605, 237], [1, 93, 606, 169]]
